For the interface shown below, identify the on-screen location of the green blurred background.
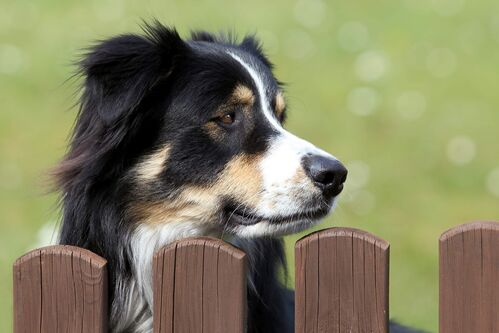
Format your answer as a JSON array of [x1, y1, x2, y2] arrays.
[[1, 0, 499, 331]]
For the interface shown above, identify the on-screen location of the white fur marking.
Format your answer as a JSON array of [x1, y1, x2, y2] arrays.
[[228, 52, 280, 129], [118, 222, 219, 332], [131, 222, 218, 307], [227, 51, 339, 219]]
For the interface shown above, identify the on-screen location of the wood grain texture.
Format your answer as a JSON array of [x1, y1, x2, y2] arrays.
[[439, 221, 499, 333], [295, 227, 389, 333], [13, 245, 108, 333], [153, 237, 246, 333]]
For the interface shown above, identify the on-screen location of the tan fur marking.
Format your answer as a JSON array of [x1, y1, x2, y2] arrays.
[[130, 153, 264, 226], [203, 121, 224, 141], [232, 85, 255, 105], [215, 154, 263, 207], [275, 92, 286, 117], [135, 146, 170, 181], [130, 198, 218, 225]]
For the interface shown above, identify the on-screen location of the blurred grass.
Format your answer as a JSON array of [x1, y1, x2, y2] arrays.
[[1, 0, 499, 331]]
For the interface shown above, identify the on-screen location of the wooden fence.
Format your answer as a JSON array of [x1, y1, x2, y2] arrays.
[[13, 221, 499, 333]]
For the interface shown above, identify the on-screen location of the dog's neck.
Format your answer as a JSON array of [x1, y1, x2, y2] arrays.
[[112, 217, 293, 333], [131, 221, 221, 302], [110, 221, 220, 332]]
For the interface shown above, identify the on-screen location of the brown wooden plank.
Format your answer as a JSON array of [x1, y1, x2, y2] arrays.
[[295, 234, 307, 333], [13, 245, 107, 333], [153, 243, 177, 333], [439, 221, 499, 333], [202, 242, 221, 333], [317, 231, 338, 333], [72, 251, 85, 332], [40, 248, 57, 332], [54, 247, 74, 332], [153, 237, 246, 333], [337, 229, 354, 332], [216, 239, 247, 333], [481, 223, 499, 333], [363, 238, 377, 330], [374, 234, 389, 332], [13, 249, 42, 333], [173, 239, 205, 332], [353, 233, 366, 332], [295, 227, 389, 333], [295, 233, 320, 333]]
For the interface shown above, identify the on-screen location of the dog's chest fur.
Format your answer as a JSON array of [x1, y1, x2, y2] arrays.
[[110, 223, 293, 333]]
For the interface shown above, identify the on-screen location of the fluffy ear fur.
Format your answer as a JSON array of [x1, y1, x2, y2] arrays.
[[54, 22, 187, 191], [54, 24, 190, 316], [81, 22, 186, 124]]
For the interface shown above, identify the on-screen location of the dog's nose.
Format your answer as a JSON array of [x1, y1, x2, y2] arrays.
[[302, 155, 348, 197]]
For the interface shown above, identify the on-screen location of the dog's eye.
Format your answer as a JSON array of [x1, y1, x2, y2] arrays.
[[216, 112, 236, 125]]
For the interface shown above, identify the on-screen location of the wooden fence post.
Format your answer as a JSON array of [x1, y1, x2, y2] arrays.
[[13, 245, 108, 333], [295, 227, 389, 333], [439, 221, 499, 333], [153, 237, 247, 333]]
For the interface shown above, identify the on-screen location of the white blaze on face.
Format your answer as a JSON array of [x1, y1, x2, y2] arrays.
[[228, 52, 338, 218]]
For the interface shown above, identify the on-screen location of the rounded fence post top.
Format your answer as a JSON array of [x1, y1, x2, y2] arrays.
[[14, 244, 107, 268], [153, 236, 246, 261], [439, 221, 499, 242], [296, 227, 389, 251]]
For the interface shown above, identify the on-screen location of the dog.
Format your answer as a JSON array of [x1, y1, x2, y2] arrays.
[[54, 22, 423, 333]]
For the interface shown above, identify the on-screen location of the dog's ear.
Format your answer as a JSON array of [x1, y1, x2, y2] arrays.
[[239, 35, 273, 69], [80, 22, 187, 125]]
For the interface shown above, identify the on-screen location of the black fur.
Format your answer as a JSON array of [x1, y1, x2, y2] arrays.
[[54, 22, 424, 333], [231, 237, 295, 333], [55, 23, 189, 304]]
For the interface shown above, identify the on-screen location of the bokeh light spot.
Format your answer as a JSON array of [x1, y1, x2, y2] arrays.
[[458, 22, 484, 54], [446, 135, 476, 165], [347, 86, 381, 116], [486, 168, 499, 198], [431, 0, 466, 16], [355, 50, 389, 81], [345, 160, 370, 189], [92, 0, 125, 22], [294, 0, 326, 28], [396, 91, 427, 120], [491, 15, 499, 43], [0, 44, 26, 75], [337, 22, 369, 52], [283, 30, 315, 59]]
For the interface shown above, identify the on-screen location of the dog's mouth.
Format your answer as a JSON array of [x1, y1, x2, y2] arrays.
[[223, 204, 330, 226]]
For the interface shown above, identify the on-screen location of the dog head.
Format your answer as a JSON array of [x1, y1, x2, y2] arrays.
[[57, 23, 347, 238]]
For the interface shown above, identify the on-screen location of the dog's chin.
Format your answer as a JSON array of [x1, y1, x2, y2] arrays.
[[224, 199, 337, 238], [230, 218, 325, 238]]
